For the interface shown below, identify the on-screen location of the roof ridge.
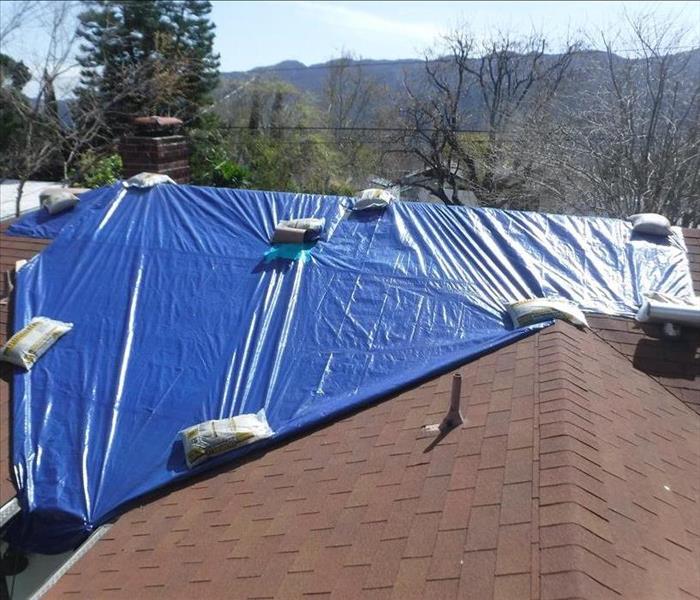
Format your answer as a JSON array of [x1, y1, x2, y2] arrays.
[[534, 323, 700, 600], [534, 325, 623, 599]]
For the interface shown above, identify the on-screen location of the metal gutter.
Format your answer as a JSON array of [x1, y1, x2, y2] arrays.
[[0, 497, 20, 528]]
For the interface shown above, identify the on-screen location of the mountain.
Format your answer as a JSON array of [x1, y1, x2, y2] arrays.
[[218, 49, 700, 123], [220, 57, 427, 98]]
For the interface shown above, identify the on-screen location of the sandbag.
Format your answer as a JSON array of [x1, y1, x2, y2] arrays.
[[354, 188, 395, 211], [124, 172, 176, 188], [0, 317, 73, 369], [272, 218, 325, 243], [507, 298, 588, 329], [180, 411, 274, 468], [629, 213, 672, 236], [40, 190, 79, 215]]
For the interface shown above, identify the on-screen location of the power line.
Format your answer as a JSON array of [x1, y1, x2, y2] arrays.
[[226, 59, 432, 74], [220, 125, 491, 134], [233, 138, 404, 145]]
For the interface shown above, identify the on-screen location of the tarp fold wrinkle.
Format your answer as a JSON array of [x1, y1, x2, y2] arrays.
[[5, 185, 693, 553]]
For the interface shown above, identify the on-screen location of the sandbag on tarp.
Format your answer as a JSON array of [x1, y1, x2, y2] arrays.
[[6, 183, 123, 239], [5, 184, 694, 553]]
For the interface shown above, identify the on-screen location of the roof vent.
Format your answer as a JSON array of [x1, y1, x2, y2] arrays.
[[441, 373, 464, 432], [425, 373, 464, 434], [636, 293, 700, 329]]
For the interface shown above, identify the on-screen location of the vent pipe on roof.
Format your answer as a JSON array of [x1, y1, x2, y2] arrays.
[[439, 373, 464, 433], [636, 295, 700, 338], [423, 373, 464, 436], [637, 297, 700, 327]]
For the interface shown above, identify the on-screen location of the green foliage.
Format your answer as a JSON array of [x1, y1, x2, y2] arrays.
[[72, 152, 123, 188], [189, 115, 250, 187], [0, 53, 32, 176], [0, 91, 27, 175], [243, 131, 355, 196], [76, 0, 220, 135], [212, 160, 250, 188], [0, 53, 31, 90], [216, 78, 354, 195]]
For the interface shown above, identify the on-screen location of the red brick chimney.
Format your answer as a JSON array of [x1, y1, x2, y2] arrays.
[[119, 116, 190, 183]]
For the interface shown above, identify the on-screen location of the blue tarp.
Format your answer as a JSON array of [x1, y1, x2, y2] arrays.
[[6, 183, 122, 239], [5, 184, 694, 553]]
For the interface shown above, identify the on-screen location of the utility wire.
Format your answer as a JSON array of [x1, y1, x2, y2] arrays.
[[220, 125, 492, 133], [229, 59, 431, 73]]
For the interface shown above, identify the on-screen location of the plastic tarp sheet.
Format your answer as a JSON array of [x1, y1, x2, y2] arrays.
[[5, 184, 694, 553], [6, 183, 121, 239]]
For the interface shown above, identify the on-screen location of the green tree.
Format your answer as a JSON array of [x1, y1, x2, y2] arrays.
[[76, 0, 219, 135], [0, 53, 32, 169], [189, 113, 251, 187]]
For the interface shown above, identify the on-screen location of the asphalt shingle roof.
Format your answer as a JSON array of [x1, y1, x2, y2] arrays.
[[41, 323, 700, 599]]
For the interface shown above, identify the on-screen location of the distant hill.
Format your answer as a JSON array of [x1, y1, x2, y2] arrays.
[[220, 57, 427, 98], [218, 48, 700, 128]]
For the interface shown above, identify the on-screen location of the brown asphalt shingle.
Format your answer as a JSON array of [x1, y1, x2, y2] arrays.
[[589, 315, 700, 414], [42, 323, 700, 599]]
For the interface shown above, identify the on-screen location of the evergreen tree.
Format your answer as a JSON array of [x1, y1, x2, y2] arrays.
[[76, 0, 219, 135], [270, 90, 284, 140], [248, 91, 261, 132], [0, 53, 32, 175]]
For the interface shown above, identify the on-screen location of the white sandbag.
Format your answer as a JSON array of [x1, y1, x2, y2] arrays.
[[629, 213, 672, 236], [123, 172, 176, 188], [180, 410, 274, 468], [0, 317, 73, 369], [507, 298, 588, 329], [272, 218, 325, 244], [40, 190, 79, 215], [354, 188, 395, 211]]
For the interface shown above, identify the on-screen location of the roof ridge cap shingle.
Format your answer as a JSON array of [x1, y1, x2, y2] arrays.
[[534, 325, 623, 599]]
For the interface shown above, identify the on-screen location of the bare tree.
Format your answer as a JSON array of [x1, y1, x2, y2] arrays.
[[0, 1, 42, 46], [324, 54, 376, 135], [323, 53, 388, 176], [2, 1, 79, 215], [3, 1, 201, 216], [399, 35, 477, 204], [519, 15, 699, 224], [401, 29, 578, 206]]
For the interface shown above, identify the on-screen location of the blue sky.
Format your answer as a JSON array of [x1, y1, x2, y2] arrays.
[[2, 0, 698, 92], [210, 1, 699, 71]]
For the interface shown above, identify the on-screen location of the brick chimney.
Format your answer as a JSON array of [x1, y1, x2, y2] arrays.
[[119, 116, 190, 183]]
